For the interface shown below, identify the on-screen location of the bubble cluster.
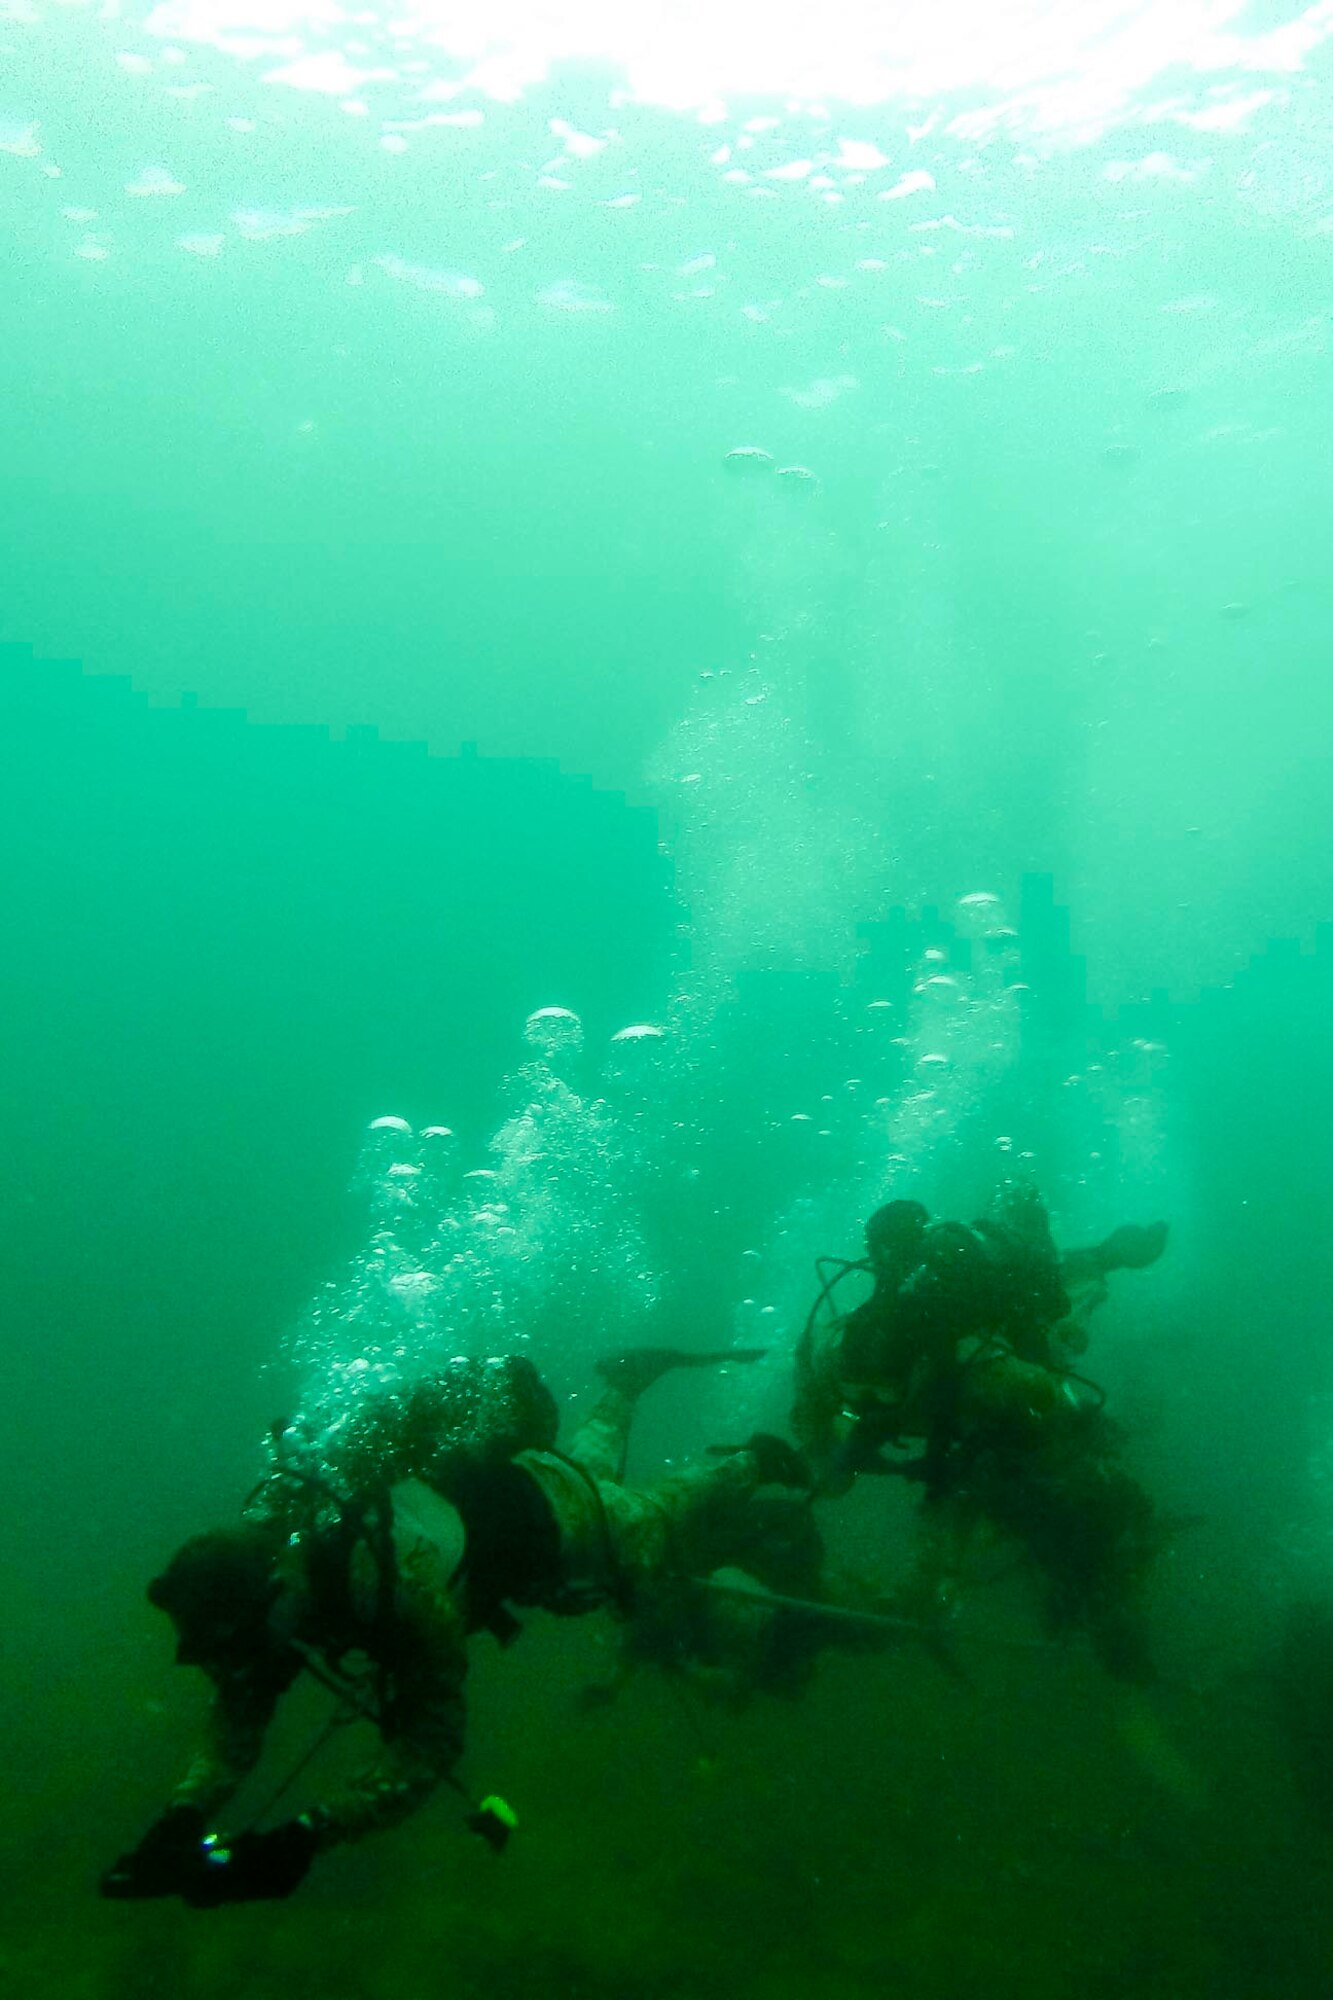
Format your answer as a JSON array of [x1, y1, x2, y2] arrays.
[[286, 1007, 665, 1476], [680, 907, 1027, 1442], [284, 878, 1150, 1478]]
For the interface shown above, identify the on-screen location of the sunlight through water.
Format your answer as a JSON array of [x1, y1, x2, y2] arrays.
[[10, 0, 1332, 139]]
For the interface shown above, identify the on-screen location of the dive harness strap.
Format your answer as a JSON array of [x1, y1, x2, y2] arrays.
[[540, 1448, 638, 1620], [246, 1448, 516, 1847], [247, 1457, 402, 1724]]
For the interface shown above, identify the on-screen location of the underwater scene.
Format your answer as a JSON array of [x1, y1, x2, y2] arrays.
[[4, 1, 1333, 1995]]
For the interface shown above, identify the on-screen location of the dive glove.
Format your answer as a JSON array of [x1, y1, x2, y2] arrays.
[[100, 1809, 319, 1906], [100, 1804, 208, 1900], [181, 1817, 321, 1906]]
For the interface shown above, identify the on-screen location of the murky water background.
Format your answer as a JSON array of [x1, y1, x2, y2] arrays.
[[3, 4, 1333, 1994]]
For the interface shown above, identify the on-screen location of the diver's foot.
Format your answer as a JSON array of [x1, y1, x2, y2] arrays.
[[1099, 1221, 1169, 1273], [595, 1346, 767, 1398], [740, 1432, 811, 1489], [705, 1433, 811, 1488]]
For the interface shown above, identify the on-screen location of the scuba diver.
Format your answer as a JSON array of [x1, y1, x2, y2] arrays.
[[791, 1186, 1169, 1682], [793, 1187, 1168, 1492], [101, 1347, 805, 1907]]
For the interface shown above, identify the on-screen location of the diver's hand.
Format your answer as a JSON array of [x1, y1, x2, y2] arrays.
[[1101, 1221, 1169, 1272], [181, 1818, 320, 1907], [100, 1804, 209, 1899], [742, 1432, 811, 1489]]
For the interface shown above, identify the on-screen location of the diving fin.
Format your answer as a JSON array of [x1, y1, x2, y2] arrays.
[[595, 1346, 767, 1396]]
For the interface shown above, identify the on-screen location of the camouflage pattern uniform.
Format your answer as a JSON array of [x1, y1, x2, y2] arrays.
[[171, 1369, 777, 1847], [172, 1484, 469, 1851], [793, 1191, 1165, 1681], [516, 1381, 779, 1615], [793, 1188, 1155, 1488]]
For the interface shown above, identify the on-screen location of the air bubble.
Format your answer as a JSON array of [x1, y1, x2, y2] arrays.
[[418, 1126, 459, 1211], [524, 1006, 584, 1063], [351, 1116, 417, 1201], [723, 445, 775, 474]]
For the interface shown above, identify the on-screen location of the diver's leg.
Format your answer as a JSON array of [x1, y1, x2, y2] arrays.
[[1084, 1463, 1160, 1684], [573, 1348, 768, 1485], [597, 1442, 801, 1597], [891, 1488, 981, 1625], [566, 1385, 637, 1485], [1006, 1447, 1160, 1682]]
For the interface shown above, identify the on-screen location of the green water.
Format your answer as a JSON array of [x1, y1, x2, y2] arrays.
[[4, 4, 1333, 1995]]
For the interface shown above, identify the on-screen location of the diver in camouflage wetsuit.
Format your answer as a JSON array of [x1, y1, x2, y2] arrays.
[[101, 1350, 803, 1906], [793, 1187, 1168, 1494], [792, 1187, 1170, 1682]]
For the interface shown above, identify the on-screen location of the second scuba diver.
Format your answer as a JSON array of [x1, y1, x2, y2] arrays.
[[792, 1186, 1169, 1682]]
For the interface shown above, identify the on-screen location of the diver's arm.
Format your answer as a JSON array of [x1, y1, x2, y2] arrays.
[[1059, 1244, 1111, 1292], [308, 1589, 468, 1848], [171, 1668, 278, 1819], [100, 1669, 279, 1900], [1061, 1221, 1169, 1289]]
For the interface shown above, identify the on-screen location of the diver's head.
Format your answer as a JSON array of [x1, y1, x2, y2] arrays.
[[489, 1354, 559, 1457], [148, 1523, 287, 1669], [864, 1200, 930, 1278]]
